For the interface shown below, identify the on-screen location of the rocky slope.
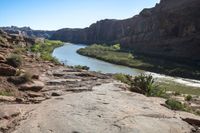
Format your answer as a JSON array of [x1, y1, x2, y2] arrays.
[[0, 30, 36, 48], [0, 26, 54, 39], [51, 0, 200, 65]]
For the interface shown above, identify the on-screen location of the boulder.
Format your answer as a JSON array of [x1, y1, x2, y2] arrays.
[[19, 80, 44, 92], [0, 63, 16, 76]]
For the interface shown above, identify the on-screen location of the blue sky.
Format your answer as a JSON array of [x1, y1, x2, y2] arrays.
[[0, 0, 159, 30]]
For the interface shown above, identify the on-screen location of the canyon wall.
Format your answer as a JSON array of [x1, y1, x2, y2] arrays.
[[51, 0, 200, 64]]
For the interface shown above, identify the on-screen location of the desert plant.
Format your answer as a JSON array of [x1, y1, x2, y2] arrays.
[[114, 73, 167, 98], [113, 73, 132, 85], [6, 54, 23, 68], [74, 65, 90, 70], [131, 74, 155, 96], [165, 99, 186, 111], [185, 95, 192, 101], [112, 44, 121, 50]]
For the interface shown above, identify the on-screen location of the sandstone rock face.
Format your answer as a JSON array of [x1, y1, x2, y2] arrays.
[[13, 83, 200, 133], [51, 0, 200, 65], [0, 63, 16, 76], [0, 29, 36, 48], [0, 26, 55, 39]]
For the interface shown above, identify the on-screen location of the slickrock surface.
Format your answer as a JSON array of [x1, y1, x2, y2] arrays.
[[13, 83, 199, 133]]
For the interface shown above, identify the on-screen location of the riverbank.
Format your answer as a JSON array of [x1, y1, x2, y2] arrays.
[[30, 40, 64, 63], [77, 44, 200, 80]]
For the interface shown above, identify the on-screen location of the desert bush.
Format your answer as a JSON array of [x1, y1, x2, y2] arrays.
[[113, 73, 132, 85], [112, 44, 120, 50], [114, 73, 168, 98], [74, 65, 90, 70], [30, 40, 63, 64], [131, 74, 156, 96], [6, 54, 23, 68], [185, 95, 192, 101], [165, 99, 186, 111]]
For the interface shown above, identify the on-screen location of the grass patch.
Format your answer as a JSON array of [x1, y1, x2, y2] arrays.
[[30, 40, 63, 64], [113, 73, 132, 85], [73, 65, 90, 70], [157, 80, 200, 96], [165, 99, 187, 111]]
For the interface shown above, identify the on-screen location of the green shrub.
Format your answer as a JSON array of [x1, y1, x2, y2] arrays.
[[6, 54, 23, 68], [185, 95, 192, 101], [113, 73, 132, 85], [131, 74, 155, 96], [165, 99, 186, 111], [114, 73, 168, 98], [74, 65, 90, 70], [112, 44, 120, 50], [30, 40, 63, 64]]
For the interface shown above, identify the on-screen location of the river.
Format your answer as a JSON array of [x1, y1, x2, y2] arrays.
[[53, 43, 200, 87]]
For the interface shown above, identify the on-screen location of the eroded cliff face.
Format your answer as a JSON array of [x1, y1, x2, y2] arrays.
[[51, 0, 200, 64], [0, 30, 36, 48], [0, 26, 55, 39]]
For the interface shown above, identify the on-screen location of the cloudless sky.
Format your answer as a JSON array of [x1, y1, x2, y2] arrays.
[[0, 0, 159, 30]]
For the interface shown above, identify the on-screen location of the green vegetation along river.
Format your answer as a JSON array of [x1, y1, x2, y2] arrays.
[[52, 43, 200, 95]]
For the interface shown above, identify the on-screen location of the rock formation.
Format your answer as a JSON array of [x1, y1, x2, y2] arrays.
[[0, 30, 36, 48], [51, 0, 200, 65], [0, 26, 55, 39]]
